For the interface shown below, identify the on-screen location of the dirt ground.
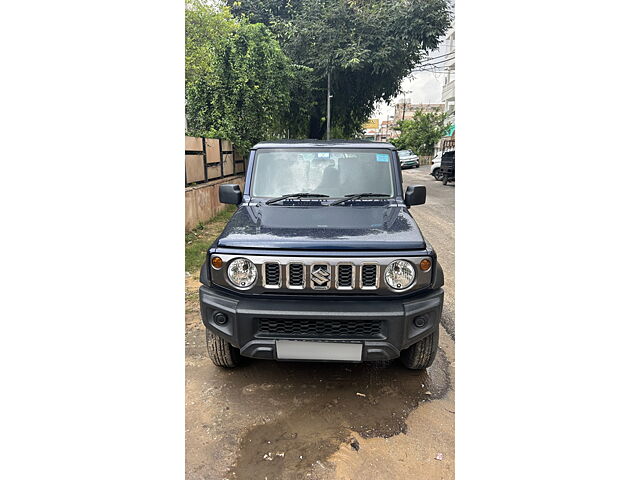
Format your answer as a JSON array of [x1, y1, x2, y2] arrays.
[[185, 167, 455, 479]]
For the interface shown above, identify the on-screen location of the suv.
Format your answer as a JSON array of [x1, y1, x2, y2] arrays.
[[398, 149, 420, 169], [199, 141, 444, 370]]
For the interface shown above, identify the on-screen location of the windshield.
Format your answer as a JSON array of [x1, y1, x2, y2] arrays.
[[398, 150, 410, 157], [251, 148, 395, 198]]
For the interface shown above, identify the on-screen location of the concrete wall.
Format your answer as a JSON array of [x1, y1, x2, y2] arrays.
[[185, 175, 245, 231]]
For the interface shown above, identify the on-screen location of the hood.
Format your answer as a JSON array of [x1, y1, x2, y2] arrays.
[[216, 204, 426, 251]]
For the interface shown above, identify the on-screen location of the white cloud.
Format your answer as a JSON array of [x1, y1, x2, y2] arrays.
[[374, 70, 447, 120]]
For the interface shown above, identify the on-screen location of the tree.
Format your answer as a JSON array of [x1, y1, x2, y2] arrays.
[[228, 0, 452, 139], [391, 110, 451, 156], [185, 0, 310, 152]]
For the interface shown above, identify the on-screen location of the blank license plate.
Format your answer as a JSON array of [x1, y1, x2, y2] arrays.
[[276, 340, 363, 361]]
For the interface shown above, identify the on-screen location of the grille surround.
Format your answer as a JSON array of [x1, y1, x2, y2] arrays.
[[210, 254, 432, 294], [263, 262, 281, 288], [337, 263, 355, 289], [286, 263, 305, 289], [257, 318, 384, 339], [360, 264, 379, 289]]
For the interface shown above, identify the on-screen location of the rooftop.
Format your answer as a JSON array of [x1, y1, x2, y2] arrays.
[[252, 139, 396, 150]]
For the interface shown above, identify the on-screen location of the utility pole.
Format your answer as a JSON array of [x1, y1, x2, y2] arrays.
[[326, 67, 331, 140], [401, 91, 412, 121]]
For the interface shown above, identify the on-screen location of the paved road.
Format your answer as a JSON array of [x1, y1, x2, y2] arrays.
[[185, 166, 455, 479], [404, 166, 455, 338]]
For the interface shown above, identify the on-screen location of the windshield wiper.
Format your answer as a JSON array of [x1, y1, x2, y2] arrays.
[[329, 193, 390, 206], [264, 192, 329, 205]]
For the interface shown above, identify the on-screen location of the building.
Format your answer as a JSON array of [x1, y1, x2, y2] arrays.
[[441, 26, 455, 122], [432, 25, 455, 157], [361, 117, 399, 142], [380, 120, 399, 140], [393, 102, 445, 122]]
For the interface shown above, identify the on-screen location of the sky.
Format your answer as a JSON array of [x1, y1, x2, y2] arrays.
[[373, 33, 455, 122], [373, 70, 449, 121]]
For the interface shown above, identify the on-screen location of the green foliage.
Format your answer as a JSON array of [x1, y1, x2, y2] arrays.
[[185, 205, 236, 274], [185, 0, 310, 152], [229, 0, 452, 139], [391, 110, 452, 156]]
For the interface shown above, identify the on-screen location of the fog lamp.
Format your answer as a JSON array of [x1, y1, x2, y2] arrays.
[[213, 312, 228, 325]]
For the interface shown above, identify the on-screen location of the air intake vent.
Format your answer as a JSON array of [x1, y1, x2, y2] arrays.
[[288, 263, 304, 287], [361, 264, 378, 287], [264, 263, 280, 286], [337, 264, 354, 288], [257, 318, 382, 338]]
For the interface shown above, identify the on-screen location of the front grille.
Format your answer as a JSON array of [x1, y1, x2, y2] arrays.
[[257, 318, 383, 338], [288, 263, 304, 287], [264, 263, 280, 286], [361, 265, 378, 287], [337, 264, 354, 288]]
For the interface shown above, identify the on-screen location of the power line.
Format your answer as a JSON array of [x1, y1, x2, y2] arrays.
[[416, 57, 455, 68], [412, 63, 456, 70], [411, 68, 455, 73], [420, 50, 455, 61]]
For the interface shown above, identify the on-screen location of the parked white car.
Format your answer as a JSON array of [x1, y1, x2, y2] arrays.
[[398, 149, 420, 169], [430, 152, 443, 180]]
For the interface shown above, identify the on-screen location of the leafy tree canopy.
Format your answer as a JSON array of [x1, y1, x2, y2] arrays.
[[391, 110, 451, 156], [185, 0, 312, 152], [228, 0, 452, 139]]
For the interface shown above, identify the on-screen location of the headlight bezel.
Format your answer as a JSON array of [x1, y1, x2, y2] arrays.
[[226, 257, 258, 289], [384, 259, 417, 291]]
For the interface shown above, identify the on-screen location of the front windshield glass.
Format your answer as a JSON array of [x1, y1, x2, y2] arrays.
[[398, 150, 410, 157], [251, 148, 395, 198]]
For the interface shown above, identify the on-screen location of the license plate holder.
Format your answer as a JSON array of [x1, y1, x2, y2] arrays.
[[276, 340, 363, 361]]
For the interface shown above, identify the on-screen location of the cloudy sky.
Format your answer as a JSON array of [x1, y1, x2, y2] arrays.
[[373, 31, 455, 121], [374, 70, 449, 120]]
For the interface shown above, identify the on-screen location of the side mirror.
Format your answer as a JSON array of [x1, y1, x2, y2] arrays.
[[404, 185, 426, 206], [219, 184, 242, 205]]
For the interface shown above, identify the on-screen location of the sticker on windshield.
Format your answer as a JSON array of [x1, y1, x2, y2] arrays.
[[317, 152, 330, 158], [376, 153, 389, 162]]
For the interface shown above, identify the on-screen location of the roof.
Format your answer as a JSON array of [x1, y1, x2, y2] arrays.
[[252, 139, 396, 150]]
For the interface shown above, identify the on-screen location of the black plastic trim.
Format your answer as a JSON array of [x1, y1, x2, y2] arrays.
[[199, 284, 443, 362]]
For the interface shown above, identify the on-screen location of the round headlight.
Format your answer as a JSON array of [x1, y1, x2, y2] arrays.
[[384, 260, 415, 290], [227, 258, 257, 288]]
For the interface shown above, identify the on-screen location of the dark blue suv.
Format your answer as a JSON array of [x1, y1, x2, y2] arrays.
[[199, 141, 444, 369]]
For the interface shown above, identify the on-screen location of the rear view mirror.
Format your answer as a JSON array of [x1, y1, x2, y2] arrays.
[[404, 185, 426, 206], [219, 184, 242, 205]]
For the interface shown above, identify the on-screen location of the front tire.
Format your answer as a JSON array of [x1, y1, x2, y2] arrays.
[[433, 168, 442, 180], [206, 329, 241, 368], [400, 330, 439, 369]]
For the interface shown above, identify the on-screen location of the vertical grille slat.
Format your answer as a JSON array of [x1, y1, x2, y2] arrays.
[[288, 263, 304, 287], [337, 264, 354, 288], [264, 263, 280, 286], [361, 264, 378, 288]]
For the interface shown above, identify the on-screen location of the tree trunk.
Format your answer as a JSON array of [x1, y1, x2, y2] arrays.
[[307, 104, 327, 139]]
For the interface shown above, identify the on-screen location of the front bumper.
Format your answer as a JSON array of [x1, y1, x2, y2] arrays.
[[199, 286, 443, 362], [400, 160, 419, 168]]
